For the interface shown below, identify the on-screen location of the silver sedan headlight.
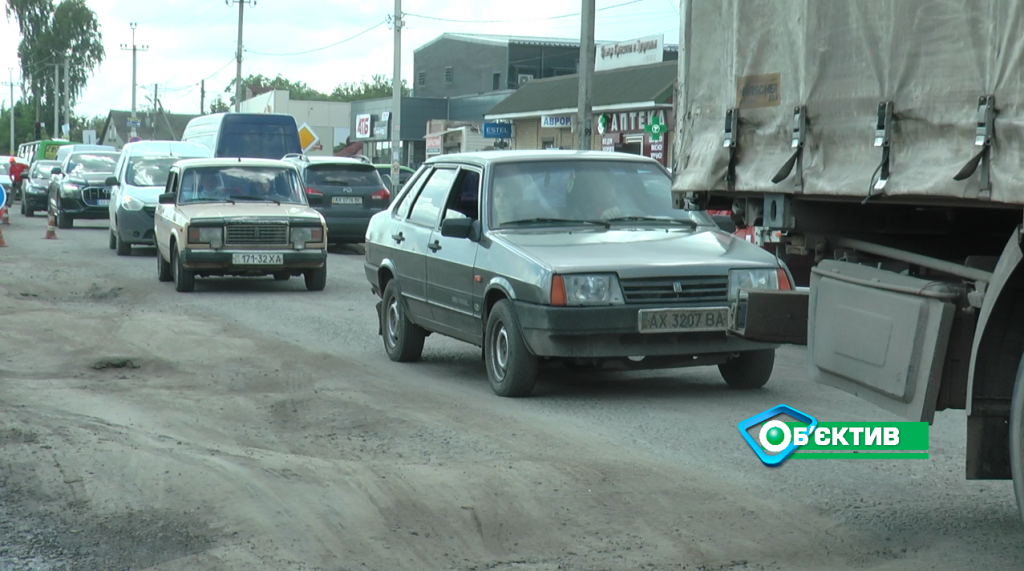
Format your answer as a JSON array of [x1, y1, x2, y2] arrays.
[[728, 268, 779, 300], [555, 274, 625, 306]]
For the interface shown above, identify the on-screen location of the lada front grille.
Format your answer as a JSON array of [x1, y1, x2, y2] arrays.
[[619, 275, 729, 304], [225, 222, 289, 245]]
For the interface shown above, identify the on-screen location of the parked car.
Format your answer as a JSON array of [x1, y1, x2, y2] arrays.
[[363, 150, 794, 397], [20, 159, 60, 216], [374, 164, 416, 193], [107, 142, 212, 255], [154, 158, 328, 292], [284, 155, 391, 245], [181, 113, 302, 159], [48, 151, 120, 228]]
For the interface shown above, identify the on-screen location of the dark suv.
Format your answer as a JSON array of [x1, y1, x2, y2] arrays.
[[284, 155, 391, 244], [49, 151, 120, 229]]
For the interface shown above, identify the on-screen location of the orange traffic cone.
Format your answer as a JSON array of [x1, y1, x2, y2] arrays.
[[0, 205, 9, 225], [44, 210, 58, 240]]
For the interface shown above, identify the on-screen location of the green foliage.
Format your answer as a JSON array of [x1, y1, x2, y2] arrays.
[[209, 95, 229, 113], [223, 73, 411, 107], [5, 0, 105, 137]]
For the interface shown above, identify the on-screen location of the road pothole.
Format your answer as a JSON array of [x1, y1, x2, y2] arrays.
[[92, 359, 141, 371]]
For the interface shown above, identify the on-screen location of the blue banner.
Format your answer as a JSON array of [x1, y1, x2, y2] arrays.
[[483, 122, 512, 139]]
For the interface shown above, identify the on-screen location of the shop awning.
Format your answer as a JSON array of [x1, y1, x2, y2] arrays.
[[484, 61, 676, 120]]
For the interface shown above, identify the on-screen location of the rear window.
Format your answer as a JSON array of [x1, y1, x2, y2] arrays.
[[306, 165, 382, 187], [216, 120, 301, 159]]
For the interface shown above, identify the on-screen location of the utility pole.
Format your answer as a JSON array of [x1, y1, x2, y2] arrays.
[[200, 79, 205, 115], [120, 23, 149, 138], [576, 0, 596, 150], [52, 64, 59, 139], [673, 0, 691, 174], [63, 57, 70, 138], [227, 0, 255, 113], [4, 69, 21, 153], [390, 0, 403, 187]]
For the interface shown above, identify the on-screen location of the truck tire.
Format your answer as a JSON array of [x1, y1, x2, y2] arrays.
[[381, 280, 425, 362], [485, 300, 538, 397], [719, 349, 775, 389], [171, 248, 195, 292], [1011, 363, 1024, 528]]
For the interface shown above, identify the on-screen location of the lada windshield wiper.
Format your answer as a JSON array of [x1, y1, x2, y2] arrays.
[[231, 195, 281, 205], [604, 216, 697, 227], [503, 217, 611, 229]]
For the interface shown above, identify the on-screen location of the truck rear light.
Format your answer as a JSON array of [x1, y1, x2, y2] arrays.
[[370, 188, 390, 201], [777, 268, 792, 290], [550, 275, 567, 306]]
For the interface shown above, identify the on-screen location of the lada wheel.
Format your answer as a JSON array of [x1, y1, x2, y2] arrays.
[[304, 266, 327, 291], [381, 280, 425, 362], [485, 300, 538, 398], [156, 249, 173, 282], [171, 248, 195, 293], [719, 349, 775, 389], [1011, 361, 1024, 528]]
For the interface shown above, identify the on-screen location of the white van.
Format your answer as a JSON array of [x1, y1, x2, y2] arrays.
[[181, 113, 302, 160]]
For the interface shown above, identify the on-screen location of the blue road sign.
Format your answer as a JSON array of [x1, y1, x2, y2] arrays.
[[483, 122, 512, 139]]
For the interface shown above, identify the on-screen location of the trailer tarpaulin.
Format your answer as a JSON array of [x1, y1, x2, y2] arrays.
[[672, 0, 1024, 205]]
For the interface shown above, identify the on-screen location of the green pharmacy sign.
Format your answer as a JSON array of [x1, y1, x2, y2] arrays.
[[645, 115, 667, 141]]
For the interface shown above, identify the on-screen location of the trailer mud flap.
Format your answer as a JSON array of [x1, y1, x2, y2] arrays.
[[732, 289, 809, 344], [809, 260, 958, 424]]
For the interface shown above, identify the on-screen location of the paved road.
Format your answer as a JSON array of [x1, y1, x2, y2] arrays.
[[0, 214, 1021, 571]]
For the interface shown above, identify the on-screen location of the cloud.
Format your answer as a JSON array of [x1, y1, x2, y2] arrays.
[[0, 0, 681, 119]]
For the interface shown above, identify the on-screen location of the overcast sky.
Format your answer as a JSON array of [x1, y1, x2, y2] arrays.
[[0, 0, 680, 119]]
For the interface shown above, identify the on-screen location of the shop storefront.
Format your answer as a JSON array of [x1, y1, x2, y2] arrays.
[[484, 60, 677, 168]]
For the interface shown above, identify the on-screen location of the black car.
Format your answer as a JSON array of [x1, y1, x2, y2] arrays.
[[21, 159, 60, 216], [283, 155, 391, 244], [49, 151, 120, 229]]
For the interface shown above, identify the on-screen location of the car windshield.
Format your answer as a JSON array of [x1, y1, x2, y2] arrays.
[[178, 166, 305, 205], [31, 162, 58, 178], [306, 164, 381, 187], [127, 156, 179, 187], [67, 153, 119, 175], [488, 160, 715, 228]]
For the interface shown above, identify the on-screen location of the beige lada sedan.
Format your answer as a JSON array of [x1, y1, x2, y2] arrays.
[[154, 158, 329, 292]]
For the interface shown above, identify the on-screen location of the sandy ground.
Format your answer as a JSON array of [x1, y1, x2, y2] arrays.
[[0, 214, 1021, 571]]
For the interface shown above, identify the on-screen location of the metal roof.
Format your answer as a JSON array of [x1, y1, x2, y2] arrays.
[[484, 61, 676, 118]]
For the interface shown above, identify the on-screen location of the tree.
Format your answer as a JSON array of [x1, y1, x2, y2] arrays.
[[331, 74, 410, 102], [209, 95, 229, 113], [6, 0, 105, 138]]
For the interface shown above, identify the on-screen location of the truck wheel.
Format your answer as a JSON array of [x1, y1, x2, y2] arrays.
[[171, 248, 195, 292], [115, 230, 131, 256], [1011, 363, 1024, 528], [719, 349, 775, 389], [485, 300, 538, 397], [381, 280, 425, 362], [304, 266, 327, 291]]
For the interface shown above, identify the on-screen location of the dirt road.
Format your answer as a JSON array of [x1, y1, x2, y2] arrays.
[[0, 216, 1021, 571]]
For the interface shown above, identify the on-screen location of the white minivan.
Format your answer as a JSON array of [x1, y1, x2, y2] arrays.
[[107, 141, 211, 255], [181, 113, 302, 159]]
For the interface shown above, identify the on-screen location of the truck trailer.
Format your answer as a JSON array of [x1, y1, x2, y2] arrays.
[[672, 0, 1024, 524]]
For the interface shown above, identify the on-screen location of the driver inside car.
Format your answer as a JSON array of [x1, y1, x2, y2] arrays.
[[197, 173, 225, 200]]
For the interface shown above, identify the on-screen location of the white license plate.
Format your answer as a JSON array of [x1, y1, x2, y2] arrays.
[[637, 307, 730, 333], [332, 196, 362, 205], [232, 253, 284, 265], [97, 199, 109, 206]]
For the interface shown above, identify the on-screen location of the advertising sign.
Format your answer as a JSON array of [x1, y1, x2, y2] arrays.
[[355, 114, 372, 139], [426, 136, 442, 156], [373, 116, 389, 138], [482, 122, 512, 139], [541, 115, 573, 129], [596, 34, 665, 72]]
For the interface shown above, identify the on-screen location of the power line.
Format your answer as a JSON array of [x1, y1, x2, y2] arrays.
[[245, 20, 387, 57], [403, 0, 644, 24]]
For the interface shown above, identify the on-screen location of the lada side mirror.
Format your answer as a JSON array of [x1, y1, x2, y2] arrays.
[[158, 193, 176, 204]]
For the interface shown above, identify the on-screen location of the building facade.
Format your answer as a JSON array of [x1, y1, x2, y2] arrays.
[[484, 61, 676, 168]]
